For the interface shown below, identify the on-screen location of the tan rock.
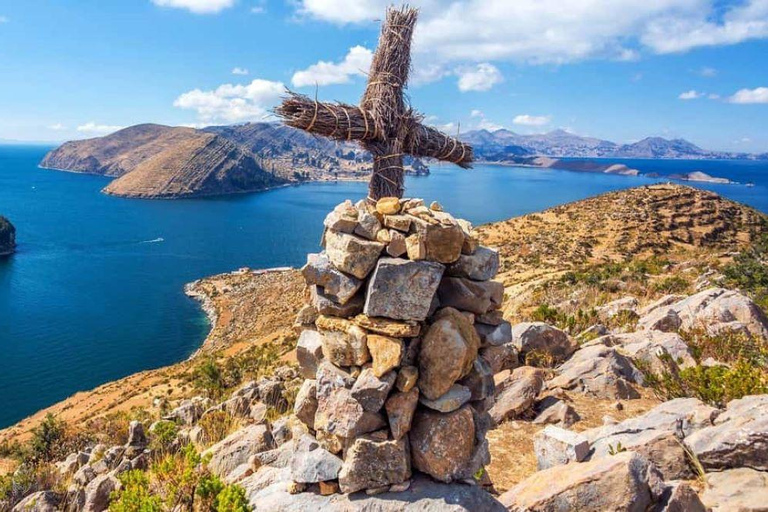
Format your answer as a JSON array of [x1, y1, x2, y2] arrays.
[[319, 325, 370, 367], [324, 230, 384, 279], [418, 310, 478, 400], [376, 197, 401, 215], [318, 481, 340, 496], [314, 387, 386, 439], [338, 437, 411, 494], [410, 405, 476, 482], [375, 229, 392, 244], [367, 334, 404, 377], [405, 233, 426, 260], [353, 314, 421, 338], [429, 201, 443, 212], [385, 387, 419, 440], [384, 214, 412, 232], [489, 366, 545, 424]]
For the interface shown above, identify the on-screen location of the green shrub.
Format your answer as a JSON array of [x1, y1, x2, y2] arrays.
[[214, 484, 249, 512], [653, 276, 689, 294], [110, 470, 163, 512], [28, 414, 67, 465], [148, 421, 178, 455]]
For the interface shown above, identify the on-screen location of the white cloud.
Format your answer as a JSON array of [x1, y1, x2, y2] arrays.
[[232, 67, 249, 75], [699, 66, 717, 77], [151, 0, 235, 14], [477, 118, 504, 131], [728, 87, 768, 104], [47, 123, 66, 131], [77, 122, 125, 135], [174, 78, 285, 123], [513, 114, 551, 127], [456, 63, 502, 92], [0, 16, 8, 23], [291, 45, 373, 87], [470, 109, 483, 118], [679, 90, 704, 100], [295, 0, 768, 64], [707, 93, 720, 100], [250, 6, 265, 14]]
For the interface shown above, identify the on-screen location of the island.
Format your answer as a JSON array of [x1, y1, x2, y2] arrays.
[[0, 216, 16, 255]]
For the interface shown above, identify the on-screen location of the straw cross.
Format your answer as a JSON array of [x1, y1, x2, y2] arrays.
[[275, 6, 473, 200]]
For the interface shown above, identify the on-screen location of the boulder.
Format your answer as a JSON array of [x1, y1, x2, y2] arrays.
[[510, 322, 575, 363], [386, 230, 407, 257], [290, 435, 343, 484], [480, 343, 519, 374], [383, 214, 412, 232], [353, 315, 420, 338], [475, 321, 512, 347], [533, 425, 589, 470], [410, 405, 476, 483], [684, 394, 768, 471], [375, 197, 400, 215], [294, 379, 318, 429], [367, 335, 403, 377], [700, 467, 768, 512], [547, 344, 643, 400], [437, 277, 504, 315], [385, 388, 419, 440], [583, 398, 719, 479], [126, 421, 147, 448], [459, 357, 495, 401], [315, 361, 356, 398], [311, 286, 365, 318], [638, 294, 685, 316], [351, 368, 396, 412], [323, 201, 358, 233], [596, 296, 638, 320], [302, 253, 363, 305], [589, 331, 696, 375], [248, 474, 505, 511], [338, 437, 411, 494], [314, 387, 386, 439], [316, 318, 370, 367], [363, 258, 444, 321], [489, 366, 545, 424], [354, 210, 381, 241], [419, 384, 472, 413], [499, 451, 665, 512], [297, 330, 324, 379], [166, 397, 209, 425], [533, 398, 580, 427], [12, 491, 62, 512], [83, 474, 120, 512], [324, 230, 384, 279], [639, 288, 768, 339], [655, 481, 706, 512], [205, 424, 276, 480], [446, 246, 500, 281], [418, 311, 478, 400], [409, 216, 465, 264]]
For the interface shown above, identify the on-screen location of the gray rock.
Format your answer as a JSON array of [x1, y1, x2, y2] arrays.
[[290, 435, 343, 484], [684, 394, 768, 471], [654, 481, 706, 512], [409, 216, 465, 264], [83, 474, 120, 512], [297, 330, 325, 379], [701, 467, 768, 512], [419, 384, 472, 413], [500, 451, 665, 512], [510, 322, 576, 363], [204, 424, 276, 480], [354, 210, 382, 241], [126, 421, 147, 448], [248, 474, 505, 511], [596, 296, 639, 320], [533, 398, 580, 427], [294, 379, 318, 429], [311, 285, 365, 318], [547, 344, 643, 399], [166, 396, 210, 425], [533, 425, 589, 470], [385, 387, 419, 440], [480, 343, 519, 374], [489, 366, 545, 424], [589, 331, 696, 375], [351, 369, 396, 412], [459, 357, 495, 401], [338, 437, 411, 494], [314, 387, 386, 439], [364, 258, 444, 321], [12, 491, 62, 512], [475, 321, 512, 347], [638, 294, 685, 316], [323, 201, 358, 233], [302, 253, 363, 305], [437, 277, 504, 315], [446, 246, 499, 281], [324, 230, 384, 279]]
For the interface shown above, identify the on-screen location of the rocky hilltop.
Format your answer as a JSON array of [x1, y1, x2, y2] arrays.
[[0, 216, 15, 255], [1, 185, 766, 511], [41, 125, 286, 199]]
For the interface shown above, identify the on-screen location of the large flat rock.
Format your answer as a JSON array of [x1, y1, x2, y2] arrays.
[[364, 258, 444, 321]]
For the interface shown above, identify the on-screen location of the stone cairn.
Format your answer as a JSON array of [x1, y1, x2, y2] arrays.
[[290, 196, 504, 495]]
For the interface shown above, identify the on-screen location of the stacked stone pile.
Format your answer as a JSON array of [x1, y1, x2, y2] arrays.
[[291, 197, 507, 495]]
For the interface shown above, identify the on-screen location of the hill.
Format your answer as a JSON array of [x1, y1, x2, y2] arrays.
[[41, 125, 286, 199], [0, 216, 15, 255]]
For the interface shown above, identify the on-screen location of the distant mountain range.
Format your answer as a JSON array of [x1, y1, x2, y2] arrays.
[[462, 128, 766, 161]]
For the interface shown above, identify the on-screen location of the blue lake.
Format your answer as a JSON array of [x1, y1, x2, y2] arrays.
[[1, 145, 766, 428]]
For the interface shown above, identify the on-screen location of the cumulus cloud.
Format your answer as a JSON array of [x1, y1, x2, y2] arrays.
[[470, 109, 483, 118], [728, 87, 768, 104], [699, 66, 717, 77], [174, 78, 285, 123], [679, 90, 704, 100], [232, 67, 249, 75], [47, 123, 66, 131], [292, 46, 373, 87], [77, 122, 125, 135], [456, 63, 503, 92], [151, 0, 235, 14], [513, 115, 551, 127], [295, 0, 768, 64]]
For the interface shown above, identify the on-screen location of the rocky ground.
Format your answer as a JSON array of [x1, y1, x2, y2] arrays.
[[1, 184, 766, 511]]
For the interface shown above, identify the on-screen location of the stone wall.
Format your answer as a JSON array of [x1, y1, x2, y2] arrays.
[[291, 197, 509, 494]]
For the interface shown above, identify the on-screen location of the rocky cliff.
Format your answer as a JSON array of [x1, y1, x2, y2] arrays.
[[41, 125, 286, 199], [0, 216, 15, 255]]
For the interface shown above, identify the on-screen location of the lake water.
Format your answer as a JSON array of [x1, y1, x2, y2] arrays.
[[1, 145, 766, 428]]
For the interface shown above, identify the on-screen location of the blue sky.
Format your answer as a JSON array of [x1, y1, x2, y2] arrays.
[[0, 0, 767, 152]]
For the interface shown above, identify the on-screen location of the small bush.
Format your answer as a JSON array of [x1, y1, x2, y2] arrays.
[[653, 276, 689, 294], [110, 470, 163, 512], [148, 421, 178, 455], [197, 411, 236, 447]]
